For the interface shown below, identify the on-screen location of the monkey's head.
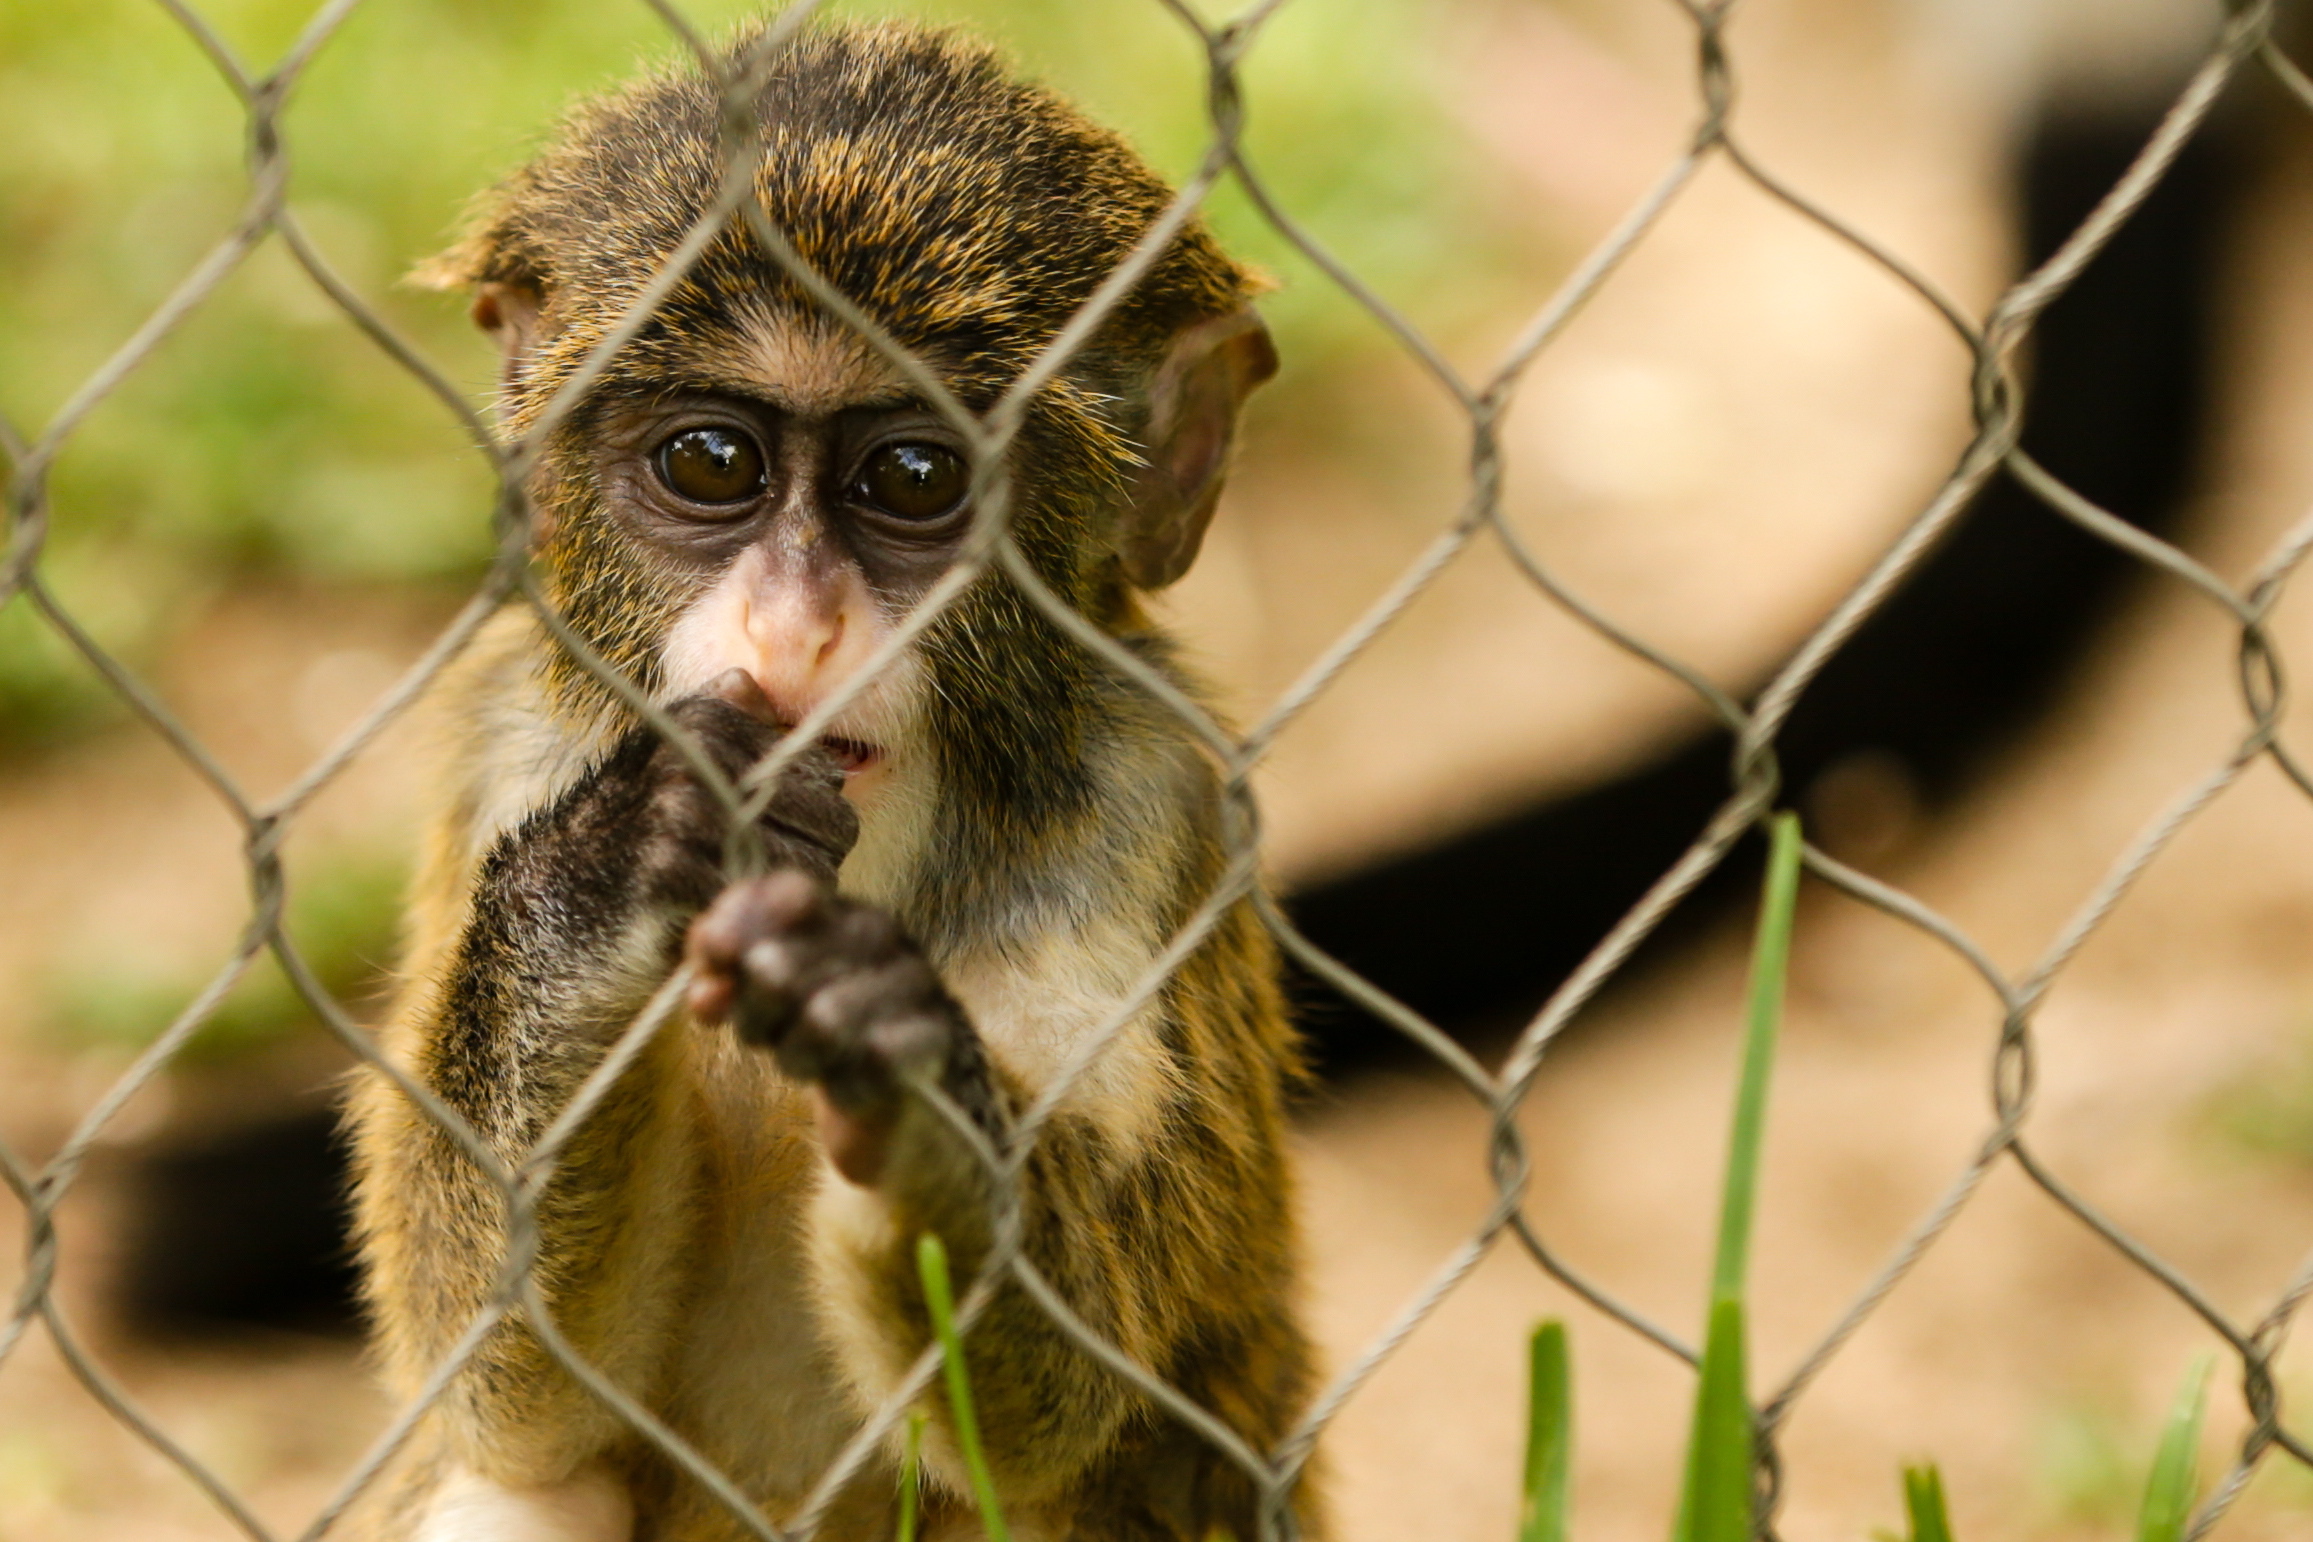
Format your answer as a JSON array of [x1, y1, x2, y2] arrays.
[[426, 20, 1274, 889]]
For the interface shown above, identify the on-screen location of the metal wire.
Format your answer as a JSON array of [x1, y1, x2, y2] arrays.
[[6, 1, 2313, 1538]]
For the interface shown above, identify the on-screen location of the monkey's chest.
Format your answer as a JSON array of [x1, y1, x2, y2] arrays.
[[658, 1044, 859, 1499]]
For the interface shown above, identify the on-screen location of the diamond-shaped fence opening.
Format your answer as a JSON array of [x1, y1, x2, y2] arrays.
[[5, 1, 2313, 1539]]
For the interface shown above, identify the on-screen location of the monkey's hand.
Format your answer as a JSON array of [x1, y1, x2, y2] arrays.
[[448, 672, 858, 1051], [683, 873, 997, 1187], [627, 671, 860, 911]]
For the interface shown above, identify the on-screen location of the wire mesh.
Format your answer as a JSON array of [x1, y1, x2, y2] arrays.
[[4, 0, 2313, 1538]]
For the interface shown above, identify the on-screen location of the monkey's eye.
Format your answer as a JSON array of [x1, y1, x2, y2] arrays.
[[855, 442, 969, 522], [656, 427, 767, 507]]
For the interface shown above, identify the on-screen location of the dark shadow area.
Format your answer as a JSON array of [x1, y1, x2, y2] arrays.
[[1289, 97, 2243, 1074], [113, 1104, 362, 1340]]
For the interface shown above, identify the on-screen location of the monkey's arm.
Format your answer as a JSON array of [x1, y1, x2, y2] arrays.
[[351, 694, 855, 1484], [687, 881, 1308, 1512]]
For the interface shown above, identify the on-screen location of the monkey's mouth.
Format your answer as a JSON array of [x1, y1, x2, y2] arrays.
[[818, 735, 880, 776]]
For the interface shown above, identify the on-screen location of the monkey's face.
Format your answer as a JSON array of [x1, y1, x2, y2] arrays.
[[511, 284, 1278, 921], [577, 323, 957, 814], [447, 24, 1283, 896]]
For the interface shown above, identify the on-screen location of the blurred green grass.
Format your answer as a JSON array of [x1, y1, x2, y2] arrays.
[[43, 845, 407, 1064], [1, 0, 1537, 751]]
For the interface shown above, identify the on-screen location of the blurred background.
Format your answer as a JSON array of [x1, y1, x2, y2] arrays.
[[8, 0, 2313, 1537]]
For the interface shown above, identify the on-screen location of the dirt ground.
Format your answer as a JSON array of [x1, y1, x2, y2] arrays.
[[8, 2, 2313, 1539]]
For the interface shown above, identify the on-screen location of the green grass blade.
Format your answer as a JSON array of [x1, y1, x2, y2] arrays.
[[1902, 1463, 1955, 1542], [1521, 1320, 1573, 1542], [2138, 1356, 2214, 1542], [1674, 813, 1801, 1542], [897, 1410, 926, 1542], [1714, 812, 1803, 1304], [916, 1233, 1013, 1542], [1674, 1298, 1753, 1542]]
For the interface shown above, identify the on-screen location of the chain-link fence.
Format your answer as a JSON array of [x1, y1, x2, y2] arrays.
[[6, 0, 2313, 1538]]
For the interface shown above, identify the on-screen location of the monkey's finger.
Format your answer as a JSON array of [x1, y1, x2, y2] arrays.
[[686, 970, 738, 1024], [731, 933, 857, 1047], [690, 871, 829, 963], [807, 1007, 954, 1137], [707, 667, 783, 725], [761, 807, 857, 876], [734, 989, 804, 1048], [752, 868, 832, 927], [684, 895, 753, 971], [663, 694, 779, 779], [822, 898, 905, 963], [741, 937, 809, 994], [756, 744, 858, 866], [781, 962, 951, 1092], [858, 1009, 953, 1090], [812, 1086, 894, 1188], [775, 972, 891, 1086]]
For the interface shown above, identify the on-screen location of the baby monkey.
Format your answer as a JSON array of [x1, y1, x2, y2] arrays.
[[347, 19, 1321, 1542]]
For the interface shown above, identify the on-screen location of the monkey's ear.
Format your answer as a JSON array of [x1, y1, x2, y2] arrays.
[[1117, 307, 1278, 590], [470, 279, 546, 391]]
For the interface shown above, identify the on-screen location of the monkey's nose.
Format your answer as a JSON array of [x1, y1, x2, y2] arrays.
[[741, 595, 849, 712]]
